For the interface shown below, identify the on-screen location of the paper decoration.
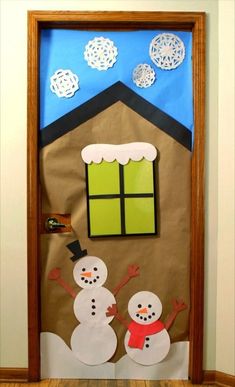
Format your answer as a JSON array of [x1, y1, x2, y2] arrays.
[[113, 264, 140, 296], [40, 332, 115, 378], [128, 291, 162, 325], [81, 143, 157, 165], [40, 27, 193, 379], [67, 244, 139, 365], [149, 33, 185, 70], [107, 291, 170, 365], [71, 254, 117, 364], [70, 250, 139, 365], [41, 30, 193, 131], [125, 291, 171, 365], [67, 240, 88, 262], [73, 256, 108, 288], [41, 332, 189, 380], [48, 241, 141, 365], [73, 287, 116, 325], [50, 69, 79, 97], [132, 64, 156, 88], [71, 324, 117, 365], [106, 291, 188, 366], [84, 37, 118, 71], [124, 329, 171, 366], [48, 267, 76, 299], [41, 82, 192, 150], [82, 143, 157, 237]]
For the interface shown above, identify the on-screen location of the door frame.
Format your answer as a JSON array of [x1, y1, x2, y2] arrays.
[[27, 10, 205, 383]]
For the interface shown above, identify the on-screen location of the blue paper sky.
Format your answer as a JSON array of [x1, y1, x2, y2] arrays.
[[40, 29, 193, 132]]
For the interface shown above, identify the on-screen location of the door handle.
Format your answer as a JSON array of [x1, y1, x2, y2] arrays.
[[45, 217, 66, 231]]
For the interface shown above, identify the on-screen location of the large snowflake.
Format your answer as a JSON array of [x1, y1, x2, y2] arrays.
[[149, 33, 185, 70], [84, 37, 118, 71], [50, 69, 79, 98]]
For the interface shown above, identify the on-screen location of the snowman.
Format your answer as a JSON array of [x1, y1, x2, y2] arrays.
[[106, 290, 187, 365], [48, 240, 139, 366]]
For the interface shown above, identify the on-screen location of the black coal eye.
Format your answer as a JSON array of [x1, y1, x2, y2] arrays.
[[93, 267, 98, 271], [82, 268, 86, 272], [138, 304, 142, 308], [148, 304, 152, 308]]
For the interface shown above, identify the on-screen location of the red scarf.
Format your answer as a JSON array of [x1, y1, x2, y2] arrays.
[[128, 320, 165, 349]]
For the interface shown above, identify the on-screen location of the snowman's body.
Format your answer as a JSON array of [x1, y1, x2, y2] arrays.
[[71, 323, 116, 365], [124, 291, 171, 365], [124, 328, 170, 365], [70, 255, 117, 365]]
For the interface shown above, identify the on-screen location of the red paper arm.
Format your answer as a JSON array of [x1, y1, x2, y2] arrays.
[[48, 267, 77, 299], [106, 304, 129, 330], [165, 298, 187, 331], [112, 264, 140, 296]]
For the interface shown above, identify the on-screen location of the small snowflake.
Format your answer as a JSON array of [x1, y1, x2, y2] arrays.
[[149, 33, 185, 70], [50, 69, 79, 98], [84, 37, 118, 71], [132, 64, 156, 88]]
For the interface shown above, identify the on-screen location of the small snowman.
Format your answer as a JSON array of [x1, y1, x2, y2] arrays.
[[48, 240, 139, 365], [106, 290, 187, 365]]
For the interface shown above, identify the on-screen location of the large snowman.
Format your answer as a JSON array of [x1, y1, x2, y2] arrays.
[[71, 248, 117, 365], [49, 240, 139, 366], [107, 290, 187, 365]]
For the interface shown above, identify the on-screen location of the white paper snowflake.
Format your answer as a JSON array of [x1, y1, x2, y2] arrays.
[[132, 64, 156, 88], [149, 33, 185, 70], [84, 37, 118, 71], [50, 69, 79, 98]]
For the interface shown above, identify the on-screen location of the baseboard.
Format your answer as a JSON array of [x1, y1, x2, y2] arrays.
[[204, 370, 235, 386], [0, 367, 28, 382], [0, 367, 234, 385]]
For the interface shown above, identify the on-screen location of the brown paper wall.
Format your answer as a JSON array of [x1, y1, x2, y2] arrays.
[[40, 101, 191, 363]]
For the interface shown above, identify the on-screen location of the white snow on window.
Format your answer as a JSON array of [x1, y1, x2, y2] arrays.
[[84, 37, 118, 71], [50, 69, 79, 98], [149, 33, 185, 70], [81, 143, 157, 165]]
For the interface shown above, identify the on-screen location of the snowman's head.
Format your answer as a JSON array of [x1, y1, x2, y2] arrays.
[[128, 291, 162, 325], [73, 255, 107, 288]]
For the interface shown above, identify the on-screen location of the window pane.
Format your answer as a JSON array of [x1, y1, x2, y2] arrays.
[[89, 198, 121, 236], [87, 161, 120, 195], [124, 160, 154, 194], [125, 198, 156, 234]]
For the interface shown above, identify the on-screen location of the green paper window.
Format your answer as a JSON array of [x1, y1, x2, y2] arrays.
[[83, 145, 157, 237]]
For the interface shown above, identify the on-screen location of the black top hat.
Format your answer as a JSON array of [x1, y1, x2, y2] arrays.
[[66, 240, 87, 262]]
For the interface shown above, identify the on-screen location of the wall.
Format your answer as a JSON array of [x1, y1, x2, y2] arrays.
[[0, 0, 234, 376], [216, 0, 235, 375]]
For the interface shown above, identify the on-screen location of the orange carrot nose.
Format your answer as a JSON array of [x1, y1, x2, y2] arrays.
[[81, 272, 92, 278], [137, 307, 148, 314]]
